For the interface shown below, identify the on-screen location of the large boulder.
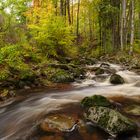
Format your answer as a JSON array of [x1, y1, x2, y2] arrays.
[[84, 106, 137, 136], [110, 74, 124, 84], [81, 95, 112, 108]]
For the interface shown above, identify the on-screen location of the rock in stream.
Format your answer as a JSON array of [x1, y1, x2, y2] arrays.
[[84, 106, 137, 137]]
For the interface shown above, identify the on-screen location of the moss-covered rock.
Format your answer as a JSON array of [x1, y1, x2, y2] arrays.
[[110, 74, 124, 84], [84, 106, 137, 136], [50, 69, 74, 83], [81, 95, 111, 108], [72, 67, 86, 79]]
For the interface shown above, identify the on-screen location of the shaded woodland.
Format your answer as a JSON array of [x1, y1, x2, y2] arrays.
[[0, 0, 140, 97]]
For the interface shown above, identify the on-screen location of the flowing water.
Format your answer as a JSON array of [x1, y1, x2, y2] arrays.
[[0, 63, 140, 140]]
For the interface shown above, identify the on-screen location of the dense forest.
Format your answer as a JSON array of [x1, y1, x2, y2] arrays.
[[0, 0, 140, 98], [0, 1, 140, 140], [0, 0, 140, 97]]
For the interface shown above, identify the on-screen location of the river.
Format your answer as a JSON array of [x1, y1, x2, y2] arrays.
[[0, 63, 140, 140]]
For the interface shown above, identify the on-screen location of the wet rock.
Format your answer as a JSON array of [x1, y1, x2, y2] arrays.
[[24, 86, 31, 90], [100, 63, 110, 68], [124, 105, 140, 116], [110, 74, 125, 84], [81, 95, 112, 108], [95, 68, 104, 75], [84, 106, 137, 136], [18, 81, 26, 88], [134, 81, 140, 87], [40, 114, 76, 133]]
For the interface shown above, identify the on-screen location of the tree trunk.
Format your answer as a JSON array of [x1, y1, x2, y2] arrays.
[[76, 0, 80, 42], [67, 0, 71, 25], [120, 0, 127, 51], [111, 0, 120, 50], [88, 10, 92, 41], [60, 0, 64, 16], [55, 0, 58, 16], [71, 0, 74, 25], [129, 0, 135, 55]]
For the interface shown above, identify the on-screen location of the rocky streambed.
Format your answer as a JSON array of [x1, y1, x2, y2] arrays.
[[0, 62, 140, 140], [29, 95, 139, 140]]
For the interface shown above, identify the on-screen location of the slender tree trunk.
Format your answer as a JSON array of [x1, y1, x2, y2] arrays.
[[64, 0, 67, 16], [76, 0, 80, 42], [125, 3, 131, 47], [99, 18, 103, 53], [88, 11, 92, 41], [60, 0, 64, 16], [67, 0, 71, 24], [112, 0, 120, 50], [71, 0, 74, 25], [55, 0, 58, 16], [120, 0, 127, 51], [129, 0, 135, 55]]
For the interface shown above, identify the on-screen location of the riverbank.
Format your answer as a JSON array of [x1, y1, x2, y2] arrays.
[[1, 53, 140, 103]]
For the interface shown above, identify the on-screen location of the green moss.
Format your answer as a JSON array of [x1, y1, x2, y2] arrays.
[[0, 67, 10, 81], [81, 95, 111, 108], [49, 69, 74, 83]]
